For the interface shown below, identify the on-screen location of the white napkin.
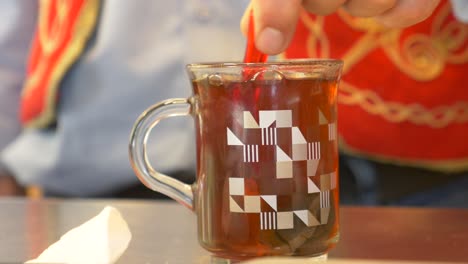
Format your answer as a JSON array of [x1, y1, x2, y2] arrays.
[[26, 206, 132, 264]]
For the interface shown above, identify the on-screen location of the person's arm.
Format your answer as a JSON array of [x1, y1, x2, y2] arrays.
[[0, 0, 38, 195], [241, 0, 441, 55]]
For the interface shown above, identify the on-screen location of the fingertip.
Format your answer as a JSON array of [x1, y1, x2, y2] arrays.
[[256, 27, 287, 55], [251, 0, 302, 54]]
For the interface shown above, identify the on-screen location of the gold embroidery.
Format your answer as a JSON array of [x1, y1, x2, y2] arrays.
[[339, 81, 468, 128], [336, 10, 387, 74], [39, 0, 70, 54], [300, 10, 329, 58], [380, 30, 445, 81], [336, 10, 387, 33], [298, 2, 468, 127], [432, 2, 468, 64]]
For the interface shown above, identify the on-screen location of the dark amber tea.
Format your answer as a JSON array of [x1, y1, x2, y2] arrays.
[[129, 60, 343, 261], [193, 73, 339, 259]]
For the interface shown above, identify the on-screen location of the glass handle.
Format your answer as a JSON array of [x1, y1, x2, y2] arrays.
[[129, 98, 193, 210]]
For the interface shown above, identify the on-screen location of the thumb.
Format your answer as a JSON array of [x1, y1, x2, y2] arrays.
[[248, 0, 302, 55]]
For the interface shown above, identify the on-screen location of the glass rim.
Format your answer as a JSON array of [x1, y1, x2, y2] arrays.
[[186, 58, 343, 69]]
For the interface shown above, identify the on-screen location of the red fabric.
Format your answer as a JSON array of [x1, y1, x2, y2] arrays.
[[285, 0, 468, 164], [20, 0, 86, 125]]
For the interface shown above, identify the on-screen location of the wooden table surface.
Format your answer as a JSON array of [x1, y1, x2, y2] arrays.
[[0, 198, 467, 263]]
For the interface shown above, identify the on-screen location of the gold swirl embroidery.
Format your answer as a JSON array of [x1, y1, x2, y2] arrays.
[[298, 2, 468, 127], [432, 2, 468, 64], [39, 0, 71, 54], [380, 31, 445, 81], [335, 10, 388, 74], [300, 10, 330, 58], [336, 10, 387, 33]]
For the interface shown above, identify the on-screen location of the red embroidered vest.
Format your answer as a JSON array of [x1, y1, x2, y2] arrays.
[[284, 0, 468, 172]]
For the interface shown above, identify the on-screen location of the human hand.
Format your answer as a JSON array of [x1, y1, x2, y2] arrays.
[[0, 172, 25, 196], [241, 0, 441, 55]]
